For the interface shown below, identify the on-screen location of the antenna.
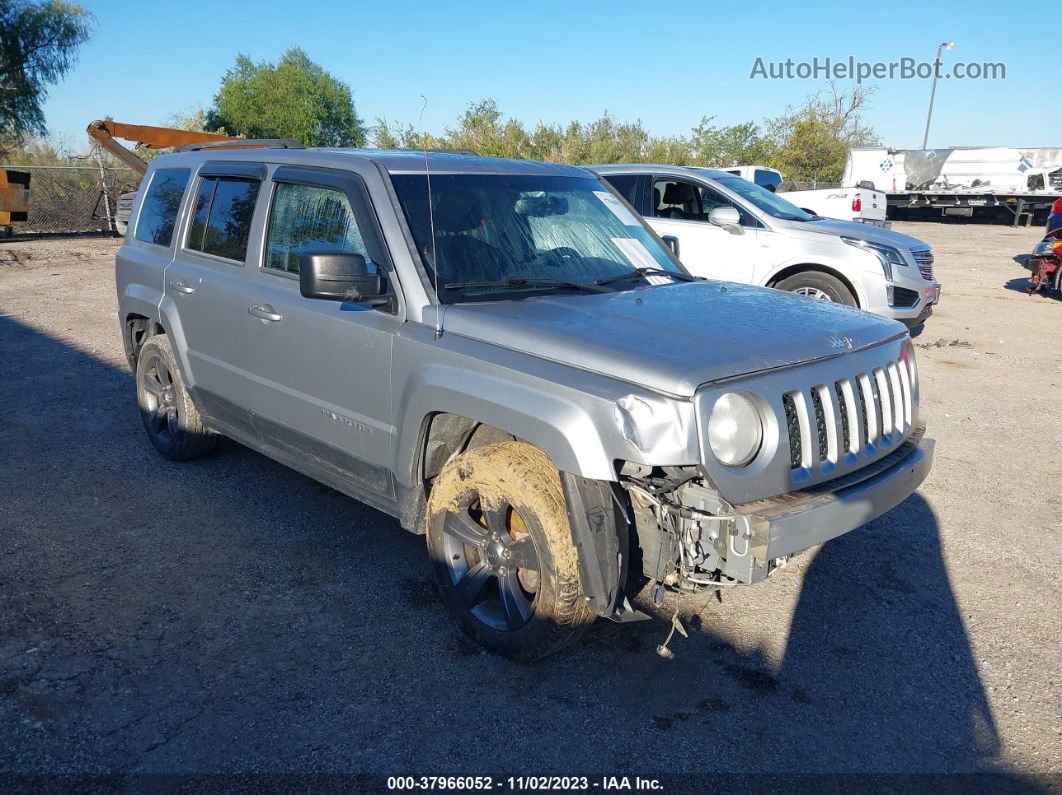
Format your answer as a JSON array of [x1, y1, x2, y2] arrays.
[[420, 95, 443, 340]]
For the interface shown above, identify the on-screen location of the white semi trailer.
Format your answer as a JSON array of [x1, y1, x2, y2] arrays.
[[844, 146, 1062, 225]]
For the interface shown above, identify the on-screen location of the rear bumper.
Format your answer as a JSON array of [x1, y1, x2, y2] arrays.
[[737, 433, 934, 565]]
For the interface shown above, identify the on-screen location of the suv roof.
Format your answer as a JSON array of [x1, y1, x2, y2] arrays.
[[588, 163, 734, 180], [149, 146, 590, 178]]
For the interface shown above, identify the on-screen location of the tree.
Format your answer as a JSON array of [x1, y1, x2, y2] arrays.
[[765, 82, 878, 182], [0, 0, 94, 149], [689, 117, 773, 168], [206, 47, 365, 147]]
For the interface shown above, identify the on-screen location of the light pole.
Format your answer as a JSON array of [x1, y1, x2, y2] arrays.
[[922, 41, 955, 149]]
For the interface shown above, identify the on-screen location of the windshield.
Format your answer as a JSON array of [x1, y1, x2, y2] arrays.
[[391, 174, 684, 302], [716, 176, 814, 221]]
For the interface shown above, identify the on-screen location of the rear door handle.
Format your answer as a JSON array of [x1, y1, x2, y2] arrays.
[[249, 304, 283, 323], [168, 280, 195, 295]]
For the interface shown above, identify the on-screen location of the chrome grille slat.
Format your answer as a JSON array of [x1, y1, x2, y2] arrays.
[[834, 380, 854, 454], [874, 368, 893, 438], [810, 388, 828, 462], [898, 360, 913, 428], [856, 373, 873, 447], [782, 393, 802, 469], [887, 363, 904, 433]]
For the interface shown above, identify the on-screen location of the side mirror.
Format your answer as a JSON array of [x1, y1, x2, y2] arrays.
[[299, 251, 387, 305], [661, 235, 680, 257], [708, 206, 743, 233]]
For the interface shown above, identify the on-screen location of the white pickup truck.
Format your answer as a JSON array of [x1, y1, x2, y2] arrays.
[[721, 166, 887, 226]]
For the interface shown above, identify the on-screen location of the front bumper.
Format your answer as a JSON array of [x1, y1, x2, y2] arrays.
[[735, 432, 934, 570]]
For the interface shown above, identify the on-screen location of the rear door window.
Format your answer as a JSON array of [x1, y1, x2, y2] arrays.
[[134, 168, 190, 247], [601, 174, 644, 214], [187, 176, 261, 262]]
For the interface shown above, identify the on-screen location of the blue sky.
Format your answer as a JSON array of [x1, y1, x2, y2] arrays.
[[41, 0, 1057, 153]]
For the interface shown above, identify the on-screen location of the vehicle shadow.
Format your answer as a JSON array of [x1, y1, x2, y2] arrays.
[[0, 315, 1034, 783], [1003, 275, 1061, 299]]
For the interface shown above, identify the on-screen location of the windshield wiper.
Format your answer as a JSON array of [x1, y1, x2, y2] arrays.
[[594, 267, 702, 286], [443, 278, 610, 294]]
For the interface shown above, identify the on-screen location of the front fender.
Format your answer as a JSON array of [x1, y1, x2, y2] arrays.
[[395, 361, 613, 483], [761, 255, 877, 309], [391, 328, 701, 488]]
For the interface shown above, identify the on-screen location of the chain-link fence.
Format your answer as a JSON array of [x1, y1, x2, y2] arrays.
[[1, 165, 141, 234]]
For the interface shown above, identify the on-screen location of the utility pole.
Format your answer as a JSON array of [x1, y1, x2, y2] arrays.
[[922, 41, 955, 149]]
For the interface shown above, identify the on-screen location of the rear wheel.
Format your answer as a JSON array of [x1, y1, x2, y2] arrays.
[[776, 271, 858, 306], [135, 334, 217, 461], [425, 442, 595, 661]]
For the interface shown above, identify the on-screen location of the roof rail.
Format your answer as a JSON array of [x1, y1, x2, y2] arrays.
[[175, 139, 305, 152], [397, 147, 477, 156]]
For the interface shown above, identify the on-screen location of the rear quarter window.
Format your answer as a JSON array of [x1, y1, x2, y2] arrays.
[[133, 169, 191, 247]]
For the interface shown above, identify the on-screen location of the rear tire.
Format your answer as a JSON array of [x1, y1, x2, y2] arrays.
[[425, 441, 595, 662], [135, 334, 217, 461], [776, 271, 858, 306]]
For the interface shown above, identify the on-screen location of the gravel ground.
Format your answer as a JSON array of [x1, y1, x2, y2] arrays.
[[0, 224, 1058, 783]]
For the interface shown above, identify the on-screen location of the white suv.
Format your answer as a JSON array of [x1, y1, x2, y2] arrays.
[[593, 164, 940, 328]]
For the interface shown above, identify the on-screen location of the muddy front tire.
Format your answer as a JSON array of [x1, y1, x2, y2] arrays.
[[425, 441, 595, 661]]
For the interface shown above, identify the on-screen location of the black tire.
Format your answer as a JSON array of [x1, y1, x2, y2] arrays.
[[135, 334, 217, 461], [425, 441, 595, 661], [776, 270, 858, 306]]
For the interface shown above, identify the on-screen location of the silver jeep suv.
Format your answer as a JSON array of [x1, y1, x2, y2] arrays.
[[116, 144, 934, 661]]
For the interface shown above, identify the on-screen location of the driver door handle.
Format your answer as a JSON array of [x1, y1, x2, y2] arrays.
[[168, 280, 195, 295], [249, 304, 283, 323]]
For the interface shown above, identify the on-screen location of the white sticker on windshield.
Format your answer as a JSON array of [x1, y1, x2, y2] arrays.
[[594, 191, 640, 226], [611, 238, 670, 285]]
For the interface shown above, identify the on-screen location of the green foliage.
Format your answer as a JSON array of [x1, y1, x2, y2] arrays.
[[0, 0, 94, 150], [365, 86, 875, 179], [206, 48, 365, 147], [690, 117, 774, 167]]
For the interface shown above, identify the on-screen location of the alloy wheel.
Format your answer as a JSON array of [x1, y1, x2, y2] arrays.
[[440, 495, 541, 631]]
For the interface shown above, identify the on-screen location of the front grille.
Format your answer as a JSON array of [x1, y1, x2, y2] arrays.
[[784, 358, 914, 470], [912, 248, 934, 281]]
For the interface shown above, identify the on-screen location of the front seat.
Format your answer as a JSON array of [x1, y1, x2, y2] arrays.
[[429, 191, 506, 287], [660, 182, 696, 219]]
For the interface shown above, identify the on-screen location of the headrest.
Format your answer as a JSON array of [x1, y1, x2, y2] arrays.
[[435, 191, 482, 233], [653, 187, 661, 207], [663, 182, 696, 204]]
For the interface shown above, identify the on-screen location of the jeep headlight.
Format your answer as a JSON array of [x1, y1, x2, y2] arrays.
[[707, 392, 763, 467], [842, 237, 906, 281]]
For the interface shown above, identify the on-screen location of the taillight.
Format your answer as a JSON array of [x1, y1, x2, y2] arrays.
[[852, 194, 862, 212]]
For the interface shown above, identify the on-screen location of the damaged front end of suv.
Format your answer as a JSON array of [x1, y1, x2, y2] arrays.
[[582, 331, 933, 617]]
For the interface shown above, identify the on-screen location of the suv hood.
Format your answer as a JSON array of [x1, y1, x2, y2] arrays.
[[784, 217, 929, 250], [441, 282, 906, 397]]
